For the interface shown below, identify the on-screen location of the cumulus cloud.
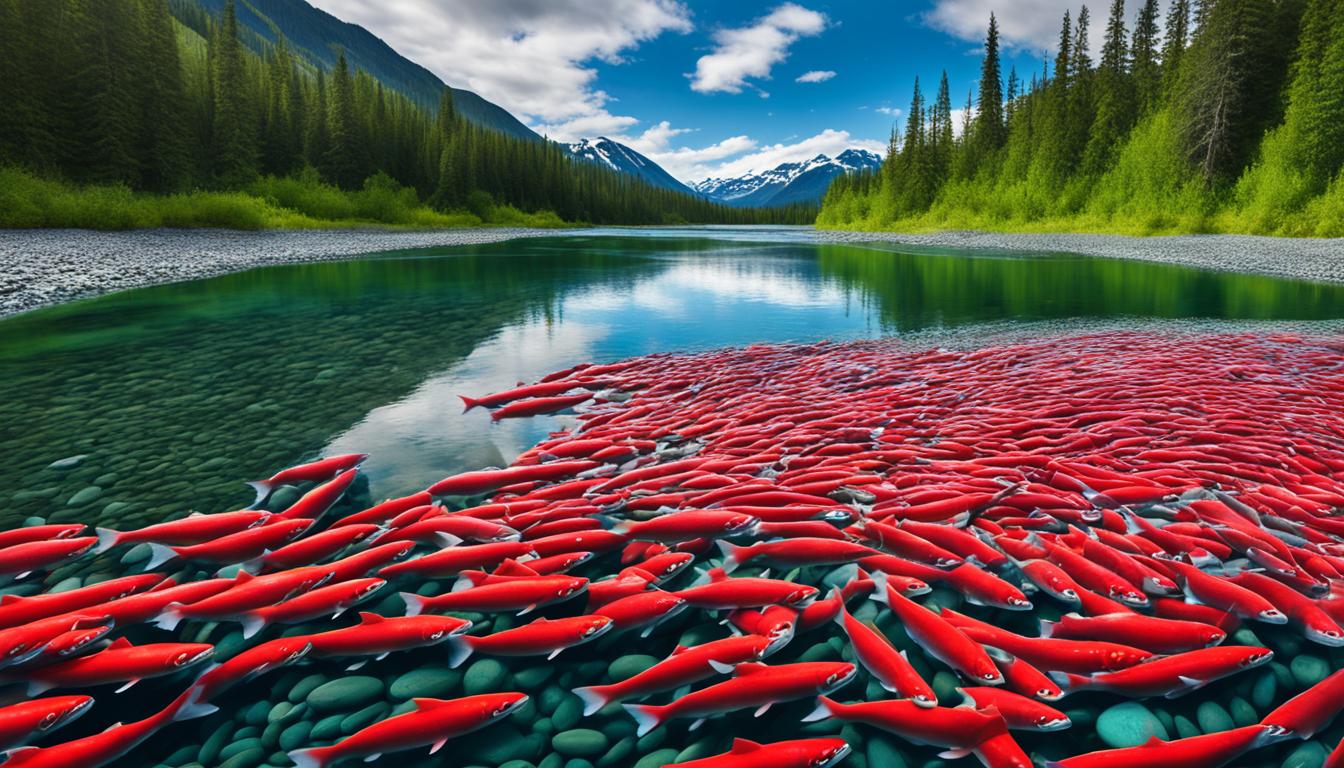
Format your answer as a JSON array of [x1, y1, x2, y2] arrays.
[[795, 69, 836, 83], [690, 3, 828, 95], [306, 0, 692, 141], [924, 0, 1171, 57], [875, 106, 903, 117]]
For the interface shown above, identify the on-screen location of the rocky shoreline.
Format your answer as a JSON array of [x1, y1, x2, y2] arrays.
[[3, 226, 1343, 319]]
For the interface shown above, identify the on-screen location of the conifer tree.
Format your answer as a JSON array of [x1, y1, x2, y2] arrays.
[[1162, 0, 1192, 91], [972, 14, 1006, 157], [209, 0, 257, 186], [1131, 0, 1163, 109], [1084, 0, 1135, 174], [140, 0, 191, 191]]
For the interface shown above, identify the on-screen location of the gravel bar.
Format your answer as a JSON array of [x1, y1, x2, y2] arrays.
[[816, 229, 1344, 283], [2, 226, 1343, 319], [0, 227, 559, 318]]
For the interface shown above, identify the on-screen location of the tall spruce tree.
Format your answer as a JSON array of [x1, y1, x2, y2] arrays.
[[209, 0, 257, 186], [1084, 0, 1135, 174], [971, 14, 1006, 160], [1162, 0, 1192, 91], [140, 0, 191, 191], [1131, 0, 1163, 109]]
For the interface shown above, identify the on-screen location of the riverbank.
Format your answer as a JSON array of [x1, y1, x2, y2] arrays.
[[815, 229, 1344, 284], [0, 228, 559, 317], [4, 226, 1344, 319]]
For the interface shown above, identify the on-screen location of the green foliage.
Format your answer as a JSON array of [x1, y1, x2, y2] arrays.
[[820, 0, 1337, 237], [1, 0, 809, 229]]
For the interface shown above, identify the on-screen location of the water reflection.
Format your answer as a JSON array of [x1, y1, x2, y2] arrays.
[[2, 233, 1343, 527]]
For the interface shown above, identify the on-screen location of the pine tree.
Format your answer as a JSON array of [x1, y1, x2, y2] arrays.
[[972, 14, 1006, 157], [140, 0, 191, 191], [209, 0, 257, 186], [1162, 0, 1192, 92], [1131, 0, 1163, 109], [324, 50, 362, 188], [1084, 0, 1135, 174]]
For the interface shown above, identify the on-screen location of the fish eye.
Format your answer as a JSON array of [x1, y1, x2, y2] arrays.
[[8, 645, 27, 656], [1038, 688, 1054, 697], [39, 713, 57, 729], [825, 673, 839, 685], [430, 630, 445, 640], [983, 672, 998, 681], [1062, 589, 1078, 599]]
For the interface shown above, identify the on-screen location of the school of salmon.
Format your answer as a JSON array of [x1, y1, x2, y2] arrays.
[[4, 330, 1344, 767]]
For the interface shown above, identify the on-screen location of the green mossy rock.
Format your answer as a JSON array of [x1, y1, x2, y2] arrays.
[[1096, 702, 1168, 749], [1284, 741, 1328, 768], [1196, 702, 1234, 734], [607, 654, 658, 681], [1292, 655, 1331, 687], [463, 659, 509, 695], [305, 676, 383, 714], [634, 749, 680, 768], [552, 729, 609, 758], [389, 667, 462, 700]]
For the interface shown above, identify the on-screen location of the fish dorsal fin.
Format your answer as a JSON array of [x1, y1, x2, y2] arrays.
[[1143, 736, 1164, 748], [733, 662, 768, 675], [708, 568, 728, 583], [730, 738, 763, 753], [495, 559, 538, 577], [358, 612, 384, 624], [621, 567, 655, 582], [234, 571, 253, 583], [108, 637, 133, 650], [412, 698, 449, 711], [0, 594, 27, 606], [670, 645, 690, 656]]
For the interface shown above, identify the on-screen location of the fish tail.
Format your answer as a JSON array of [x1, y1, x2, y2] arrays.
[[287, 746, 332, 768], [459, 395, 482, 412], [801, 695, 838, 722], [245, 480, 273, 508], [868, 572, 891, 605], [445, 635, 474, 669], [715, 540, 742, 574], [400, 592, 427, 617], [154, 603, 185, 632], [622, 702, 666, 737], [144, 542, 180, 571], [170, 687, 219, 722], [239, 613, 266, 640], [1047, 671, 1089, 695], [572, 685, 611, 716], [1038, 618, 1057, 638], [93, 527, 122, 554]]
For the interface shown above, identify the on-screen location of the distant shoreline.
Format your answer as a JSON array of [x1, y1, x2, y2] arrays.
[[3, 226, 1342, 320]]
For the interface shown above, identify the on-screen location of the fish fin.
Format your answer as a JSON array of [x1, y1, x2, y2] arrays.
[[115, 679, 139, 693], [346, 660, 367, 672], [753, 702, 772, 717], [400, 592, 426, 617], [450, 576, 475, 593], [433, 532, 464, 548], [670, 644, 690, 656], [954, 687, 975, 708], [869, 572, 891, 604], [547, 648, 564, 660], [801, 696, 835, 722], [375, 652, 389, 661], [240, 614, 265, 640], [26, 681, 53, 696], [0, 595, 23, 606], [1165, 675, 1207, 698], [288, 748, 329, 768], [154, 604, 185, 632], [688, 718, 705, 732], [246, 480, 273, 508], [362, 755, 381, 763], [708, 567, 729, 583], [93, 527, 121, 553], [673, 685, 691, 700], [173, 690, 218, 721], [459, 395, 482, 412], [939, 749, 972, 759], [730, 738, 763, 753], [623, 703, 664, 737], [573, 686, 610, 717], [357, 612, 384, 624], [707, 659, 736, 675], [144, 543, 179, 571], [429, 738, 447, 755], [445, 636, 473, 669], [518, 604, 538, 617], [716, 540, 743, 574], [1039, 618, 1057, 638], [108, 637, 132, 650]]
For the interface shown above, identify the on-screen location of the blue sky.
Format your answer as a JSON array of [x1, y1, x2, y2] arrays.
[[308, 0, 1142, 182]]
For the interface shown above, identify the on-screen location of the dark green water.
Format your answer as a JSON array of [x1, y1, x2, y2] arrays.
[[3, 232, 1344, 529]]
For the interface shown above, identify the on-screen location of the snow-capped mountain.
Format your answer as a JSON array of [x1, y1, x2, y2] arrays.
[[564, 137, 691, 194], [694, 149, 882, 207]]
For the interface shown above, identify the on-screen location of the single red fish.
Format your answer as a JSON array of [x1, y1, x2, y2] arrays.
[[0, 695, 94, 751], [1044, 724, 1288, 768], [6, 637, 213, 695], [0, 573, 166, 629], [239, 578, 386, 637], [835, 597, 936, 706], [871, 573, 1004, 685], [94, 511, 270, 552], [667, 737, 851, 768], [445, 615, 612, 667], [0, 538, 96, 578]]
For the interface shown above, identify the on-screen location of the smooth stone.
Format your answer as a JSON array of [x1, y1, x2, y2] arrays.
[[500, 762, 537, 768], [1251, 671, 1278, 709], [219, 737, 262, 762], [636, 727, 667, 753], [538, 686, 566, 715], [551, 695, 583, 731], [309, 714, 345, 741], [607, 655, 658, 681], [674, 736, 718, 763], [120, 543, 151, 565], [49, 576, 82, 593], [532, 717, 554, 737], [538, 754, 565, 768], [389, 668, 461, 700], [278, 722, 313, 752], [218, 747, 266, 768], [1096, 702, 1168, 748], [1229, 697, 1258, 727], [463, 659, 508, 695], [931, 671, 960, 704], [1196, 702, 1234, 734], [552, 729, 609, 758], [340, 702, 388, 734], [261, 720, 283, 750], [800, 643, 838, 662], [22, 516, 46, 526], [307, 676, 384, 713], [514, 665, 555, 689], [596, 736, 635, 768], [48, 455, 87, 469], [1173, 715, 1200, 739], [268, 702, 295, 724], [66, 486, 102, 506], [214, 630, 249, 661], [634, 750, 679, 768], [198, 723, 235, 765], [243, 700, 270, 726], [1292, 655, 1331, 687], [1284, 741, 1328, 768]]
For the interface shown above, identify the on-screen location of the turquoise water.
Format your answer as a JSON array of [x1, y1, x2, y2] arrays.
[[3, 231, 1344, 528]]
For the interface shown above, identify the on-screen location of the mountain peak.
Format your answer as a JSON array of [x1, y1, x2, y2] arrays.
[[693, 149, 882, 208]]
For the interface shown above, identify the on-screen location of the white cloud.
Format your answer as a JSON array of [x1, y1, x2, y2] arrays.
[[690, 3, 828, 95], [795, 69, 836, 83], [875, 106, 903, 117], [924, 0, 1171, 58], [305, 0, 692, 142]]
